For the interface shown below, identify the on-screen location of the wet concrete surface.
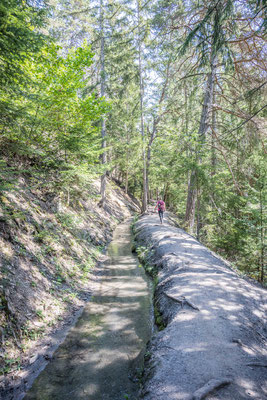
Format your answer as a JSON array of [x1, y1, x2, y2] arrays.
[[24, 219, 152, 400]]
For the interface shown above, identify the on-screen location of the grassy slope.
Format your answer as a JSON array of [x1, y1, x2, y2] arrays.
[[0, 165, 138, 377]]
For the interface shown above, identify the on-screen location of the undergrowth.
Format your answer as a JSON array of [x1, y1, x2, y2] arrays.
[[135, 242, 165, 331]]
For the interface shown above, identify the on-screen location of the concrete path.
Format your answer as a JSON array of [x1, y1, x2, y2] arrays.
[[135, 213, 267, 400], [23, 219, 152, 400]]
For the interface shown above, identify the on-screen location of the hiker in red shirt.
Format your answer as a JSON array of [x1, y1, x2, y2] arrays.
[[154, 197, 165, 224]]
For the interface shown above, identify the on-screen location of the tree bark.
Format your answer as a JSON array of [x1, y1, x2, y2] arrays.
[[163, 181, 170, 205], [145, 59, 171, 204], [259, 185, 265, 282], [185, 50, 216, 231], [185, 169, 197, 231], [137, 0, 147, 213], [99, 0, 107, 207], [146, 123, 156, 203], [125, 141, 129, 195], [211, 91, 216, 177], [196, 176, 201, 240]]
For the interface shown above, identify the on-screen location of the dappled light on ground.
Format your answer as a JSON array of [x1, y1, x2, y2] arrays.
[[24, 220, 152, 400], [136, 213, 266, 400]]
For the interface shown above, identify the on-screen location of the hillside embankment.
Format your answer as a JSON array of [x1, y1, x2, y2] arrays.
[[135, 213, 267, 400], [0, 168, 139, 398]]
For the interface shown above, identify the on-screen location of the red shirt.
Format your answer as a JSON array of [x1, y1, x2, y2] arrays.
[[157, 200, 165, 211]]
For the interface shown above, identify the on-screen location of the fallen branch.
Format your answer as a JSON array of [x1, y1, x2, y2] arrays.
[[164, 292, 200, 311], [192, 378, 232, 400]]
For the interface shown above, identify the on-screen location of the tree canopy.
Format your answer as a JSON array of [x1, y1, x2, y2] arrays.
[[0, 0, 266, 282]]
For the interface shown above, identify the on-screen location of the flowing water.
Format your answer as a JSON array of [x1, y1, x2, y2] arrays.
[[24, 219, 152, 400]]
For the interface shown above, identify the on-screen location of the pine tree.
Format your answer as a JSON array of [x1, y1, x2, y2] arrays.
[[0, 0, 47, 129]]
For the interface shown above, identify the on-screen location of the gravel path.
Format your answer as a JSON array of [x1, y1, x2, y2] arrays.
[[135, 213, 267, 400]]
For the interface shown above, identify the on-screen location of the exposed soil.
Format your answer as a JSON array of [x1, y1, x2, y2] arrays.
[[0, 172, 139, 399], [135, 212, 267, 400]]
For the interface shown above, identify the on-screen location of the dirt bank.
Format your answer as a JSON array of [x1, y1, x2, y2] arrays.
[[0, 171, 139, 399], [135, 213, 267, 400]]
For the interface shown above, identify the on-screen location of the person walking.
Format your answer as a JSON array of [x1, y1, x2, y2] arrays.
[[154, 197, 165, 224]]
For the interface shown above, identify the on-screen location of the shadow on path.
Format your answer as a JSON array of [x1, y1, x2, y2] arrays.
[[135, 213, 267, 400], [24, 220, 152, 400]]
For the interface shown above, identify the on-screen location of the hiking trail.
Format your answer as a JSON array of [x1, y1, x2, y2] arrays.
[[135, 212, 266, 400]]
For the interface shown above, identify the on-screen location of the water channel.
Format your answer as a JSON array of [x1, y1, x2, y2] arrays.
[[24, 219, 152, 400]]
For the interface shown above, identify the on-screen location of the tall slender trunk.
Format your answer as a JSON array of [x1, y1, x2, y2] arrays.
[[125, 168, 128, 194], [125, 128, 129, 194], [137, 0, 147, 213], [163, 181, 169, 205], [185, 50, 216, 231], [185, 169, 197, 231], [196, 175, 201, 240], [100, 0, 107, 207], [259, 185, 265, 282], [146, 124, 156, 204], [211, 91, 216, 177], [211, 91, 217, 216]]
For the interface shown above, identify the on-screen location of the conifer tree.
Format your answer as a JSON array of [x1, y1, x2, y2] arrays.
[[0, 0, 47, 129]]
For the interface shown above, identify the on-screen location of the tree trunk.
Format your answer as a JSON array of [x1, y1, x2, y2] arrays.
[[99, 0, 107, 207], [210, 90, 217, 216], [196, 176, 201, 240], [259, 185, 265, 282], [163, 181, 169, 205], [211, 93, 216, 177], [125, 122, 129, 195], [137, 0, 147, 213], [125, 147, 129, 195], [185, 169, 197, 231], [146, 123, 156, 204], [125, 169, 128, 194], [185, 51, 216, 231]]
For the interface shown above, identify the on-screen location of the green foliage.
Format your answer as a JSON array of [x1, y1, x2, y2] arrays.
[[136, 245, 149, 263], [0, 159, 18, 193], [2, 42, 107, 162], [136, 245, 158, 278], [1, 0, 265, 285], [154, 305, 166, 331], [56, 212, 76, 228], [0, 0, 47, 127], [0, 356, 21, 375], [36, 309, 44, 319]]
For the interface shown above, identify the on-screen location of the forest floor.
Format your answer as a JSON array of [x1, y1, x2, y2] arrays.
[[135, 212, 267, 400], [0, 171, 139, 400]]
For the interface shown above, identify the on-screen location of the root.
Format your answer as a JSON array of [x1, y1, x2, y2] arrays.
[[246, 362, 267, 367], [192, 378, 232, 400], [232, 338, 243, 346], [163, 292, 199, 311]]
